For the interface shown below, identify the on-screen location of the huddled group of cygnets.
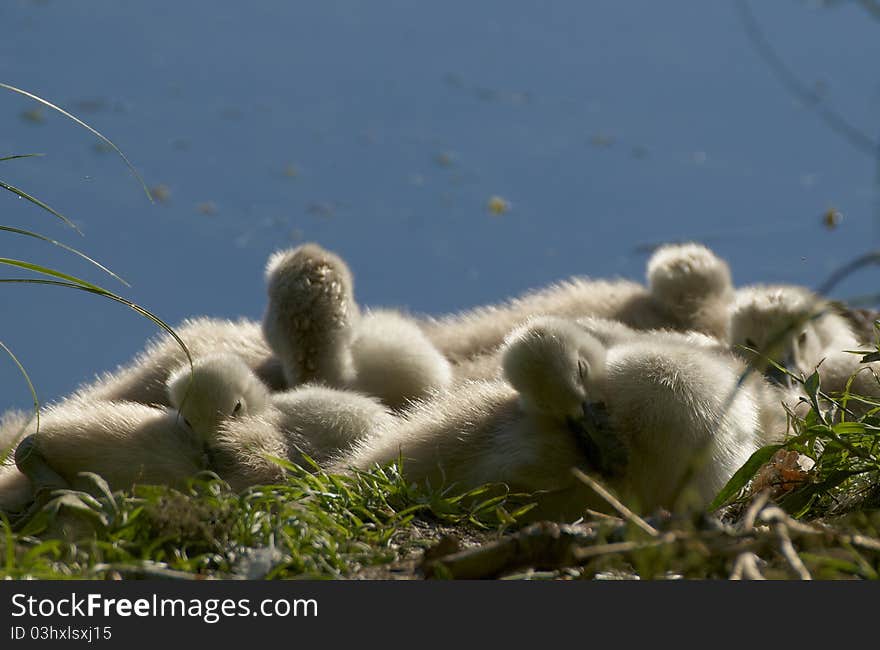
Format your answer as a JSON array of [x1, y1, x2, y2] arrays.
[[0, 242, 876, 521]]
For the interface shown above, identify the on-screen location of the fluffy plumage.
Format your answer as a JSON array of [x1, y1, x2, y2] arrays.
[[14, 398, 207, 497], [260, 242, 734, 405], [730, 283, 880, 414], [166, 353, 394, 490], [167, 353, 270, 444], [337, 316, 779, 518], [348, 309, 453, 409], [25, 240, 735, 417], [1, 242, 761, 519], [418, 242, 734, 364], [68, 317, 285, 407], [0, 409, 34, 513], [262, 243, 359, 388], [210, 385, 395, 490]]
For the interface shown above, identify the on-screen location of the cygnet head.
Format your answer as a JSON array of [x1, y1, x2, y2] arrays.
[[730, 284, 856, 379], [647, 242, 733, 304], [167, 353, 270, 442], [264, 243, 353, 302], [262, 243, 358, 386], [502, 316, 606, 419]]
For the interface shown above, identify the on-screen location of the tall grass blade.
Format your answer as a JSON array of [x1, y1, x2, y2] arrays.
[[0, 278, 192, 369], [0, 226, 128, 286], [0, 153, 44, 162], [0, 340, 40, 441], [0, 82, 153, 202], [0, 258, 105, 291], [710, 443, 783, 510], [1, 515, 14, 573], [0, 179, 81, 234]]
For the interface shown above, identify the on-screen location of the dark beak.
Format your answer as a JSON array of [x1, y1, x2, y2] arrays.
[[566, 401, 627, 478], [764, 354, 796, 389]]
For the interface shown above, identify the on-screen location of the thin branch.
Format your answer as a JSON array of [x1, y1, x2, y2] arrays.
[[816, 250, 880, 296], [858, 0, 880, 21], [571, 467, 660, 537], [573, 537, 672, 561], [741, 490, 771, 530], [0, 82, 153, 202], [734, 0, 878, 158], [730, 552, 766, 580], [773, 522, 813, 580]]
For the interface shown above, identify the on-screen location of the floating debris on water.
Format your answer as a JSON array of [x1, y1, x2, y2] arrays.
[[821, 207, 843, 230], [307, 202, 336, 218], [444, 72, 532, 105], [197, 201, 218, 216], [487, 195, 511, 216], [590, 133, 615, 148], [434, 152, 456, 167], [20, 106, 46, 124], [73, 98, 109, 114], [150, 184, 172, 203], [283, 163, 299, 178]]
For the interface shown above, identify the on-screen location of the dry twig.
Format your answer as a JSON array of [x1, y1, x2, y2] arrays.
[[571, 468, 659, 537]]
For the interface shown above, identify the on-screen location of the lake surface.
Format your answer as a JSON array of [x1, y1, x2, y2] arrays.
[[1, 0, 879, 410]]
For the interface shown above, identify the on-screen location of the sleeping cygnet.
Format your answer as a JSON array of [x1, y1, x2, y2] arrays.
[[730, 284, 880, 415], [336, 316, 773, 519], [166, 353, 395, 490], [11, 398, 207, 504]]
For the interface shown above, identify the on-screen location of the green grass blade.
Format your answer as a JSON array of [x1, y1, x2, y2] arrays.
[[0, 258, 106, 291], [0, 341, 39, 460], [0, 153, 44, 162], [0, 226, 128, 286], [0, 277, 192, 370], [0, 82, 152, 202], [0, 178, 82, 234], [709, 443, 784, 510], [1, 514, 14, 573]]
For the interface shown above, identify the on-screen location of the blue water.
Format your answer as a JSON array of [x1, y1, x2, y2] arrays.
[[1, 0, 878, 410]]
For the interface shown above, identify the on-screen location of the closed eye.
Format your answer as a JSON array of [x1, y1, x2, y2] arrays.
[[577, 359, 589, 382]]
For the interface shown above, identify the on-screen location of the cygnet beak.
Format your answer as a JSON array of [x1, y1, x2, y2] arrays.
[[566, 401, 627, 478], [765, 355, 796, 389]]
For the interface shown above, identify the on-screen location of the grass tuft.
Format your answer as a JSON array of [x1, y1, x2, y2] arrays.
[[0, 462, 527, 580]]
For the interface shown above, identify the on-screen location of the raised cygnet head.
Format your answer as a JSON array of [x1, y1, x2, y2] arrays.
[[730, 284, 857, 379], [264, 243, 354, 303], [502, 316, 606, 419], [647, 242, 732, 299], [646, 242, 734, 339], [262, 243, 358, 387], [167, 353, 270, 442]]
